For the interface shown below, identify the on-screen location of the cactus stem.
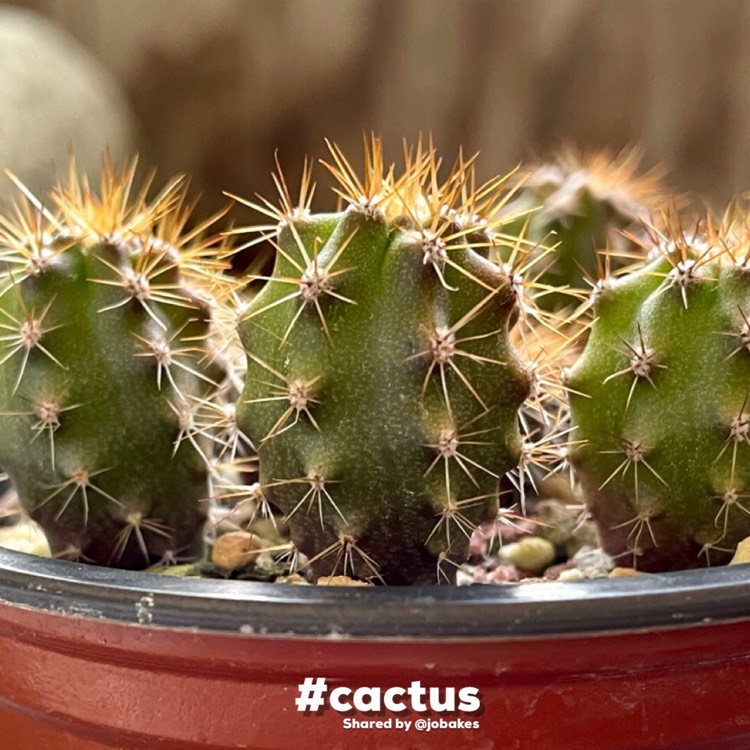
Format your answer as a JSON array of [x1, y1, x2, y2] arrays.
[[613, 542, 646, 570], [93, 265, 192, 328]]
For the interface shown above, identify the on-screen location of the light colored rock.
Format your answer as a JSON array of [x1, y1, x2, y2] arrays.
[[558, 568, 585, 582], [0, 8, 134, 202], [499, 536, 556, 575], [0, 519, 50, 557], [211, 531, 262, 570], [730, 537, 750, 565], [571, 546, 616, 578]]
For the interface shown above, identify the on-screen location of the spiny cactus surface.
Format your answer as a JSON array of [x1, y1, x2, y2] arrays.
[[503, 148, 667, 310], [233, 140, 533, 584], [0, 162, 231, 568], [567, 216, 750, 570]]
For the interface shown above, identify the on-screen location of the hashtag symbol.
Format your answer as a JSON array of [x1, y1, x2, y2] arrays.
[[296, 677, 328, 712]]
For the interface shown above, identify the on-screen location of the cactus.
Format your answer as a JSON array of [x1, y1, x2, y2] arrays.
[[567, 214, 750, 570], [502, 148, 667, 310], [0, 161, 232, 568], [232, 139, 532, 584]]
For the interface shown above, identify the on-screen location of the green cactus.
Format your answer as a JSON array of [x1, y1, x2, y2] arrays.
[[567, 216, 750, 570], [233, 140, 531, 584], [0, 162, 232, 568], [502, 148, 667, 310]]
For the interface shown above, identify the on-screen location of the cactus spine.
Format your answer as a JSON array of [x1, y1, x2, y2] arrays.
[[0, 162, 231, 568], [233, 140, 532, 584], [567, 216, 750, 570]]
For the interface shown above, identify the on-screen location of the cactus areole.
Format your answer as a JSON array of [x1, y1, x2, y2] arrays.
[[234, 140, 532, 584], [568, 221, 750, 570]]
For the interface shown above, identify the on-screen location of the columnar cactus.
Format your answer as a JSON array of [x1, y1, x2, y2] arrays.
[[567, 215, 750, 570], [502, 148, 667, 309], [0, 161, 231, 568], [233, 140, 532, 584]]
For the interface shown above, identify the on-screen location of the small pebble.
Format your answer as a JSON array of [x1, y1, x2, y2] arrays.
[[499, 537, 556, 575], [558, 568, 585, 582], [571, 546, 615, 578], [211, 531, 262, 570], [543, 560, 576, 580]]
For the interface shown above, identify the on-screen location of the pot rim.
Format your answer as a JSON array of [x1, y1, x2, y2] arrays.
[[1, 549, 749, 638]]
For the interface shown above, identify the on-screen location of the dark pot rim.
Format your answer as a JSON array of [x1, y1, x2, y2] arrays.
[[0, 548, 748, 638]]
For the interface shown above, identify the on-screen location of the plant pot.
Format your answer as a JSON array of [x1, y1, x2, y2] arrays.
[[0, 548, 749, 749]]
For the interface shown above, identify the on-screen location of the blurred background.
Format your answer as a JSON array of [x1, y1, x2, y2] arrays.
[[2, 0, 750, 218]]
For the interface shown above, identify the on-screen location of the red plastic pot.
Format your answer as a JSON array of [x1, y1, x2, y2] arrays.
[[0, 549, 749, 749]]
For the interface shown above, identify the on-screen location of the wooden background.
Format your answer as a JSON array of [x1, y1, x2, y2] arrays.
[[9, 0, 750, 214]]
